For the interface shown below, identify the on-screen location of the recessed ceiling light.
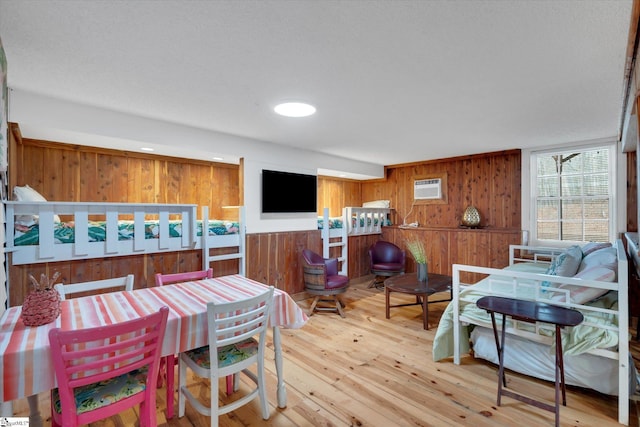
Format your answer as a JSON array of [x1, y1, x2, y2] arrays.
[[212, 156, 224, 161], [140, 147, 154, 152], [274, 102, 316, 117]]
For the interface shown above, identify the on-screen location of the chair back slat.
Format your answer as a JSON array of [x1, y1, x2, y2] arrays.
[[155, 268, 213, 286], [54, 275, 134, 300]]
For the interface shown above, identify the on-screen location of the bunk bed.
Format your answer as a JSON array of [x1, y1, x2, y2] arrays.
[[2, 200, 246, 423], [4, 201, 246, 273], [318, 206, 391, 275], [432, 240, 632, 425]]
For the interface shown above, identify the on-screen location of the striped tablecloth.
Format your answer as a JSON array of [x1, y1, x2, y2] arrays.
[[0, 274, 308, 402]]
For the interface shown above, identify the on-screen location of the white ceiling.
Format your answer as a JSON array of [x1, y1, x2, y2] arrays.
[[0, 0, 635, 169]]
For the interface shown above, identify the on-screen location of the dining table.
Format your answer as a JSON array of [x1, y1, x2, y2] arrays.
[[0, 274, 309, 425]]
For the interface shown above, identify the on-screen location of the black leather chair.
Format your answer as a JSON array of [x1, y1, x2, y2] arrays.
[[368, 241, 406, 288], [302, 249, 350, 317]]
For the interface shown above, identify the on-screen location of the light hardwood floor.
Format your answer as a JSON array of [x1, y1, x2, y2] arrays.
[[13, 277, 640, 426]]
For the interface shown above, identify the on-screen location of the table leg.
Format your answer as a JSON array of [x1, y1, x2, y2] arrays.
[[27, 394, 43, 427], [0, 400, 12, 416], [496, 313, 508, 406], [421, 294, 428, 330], [273, 326, 287, 408], [488, 312, 507, 388], [554, 325, 565, 427], [0, 395, 41, 427], [385, 288, 391, 319], [555, 325, 567, 406], [165, 354, 175, 419]]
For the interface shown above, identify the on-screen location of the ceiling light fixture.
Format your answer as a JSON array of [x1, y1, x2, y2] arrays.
[[140, 147, 154, 152], [274, 102, 316, 117], [212, 156, 224, 161]]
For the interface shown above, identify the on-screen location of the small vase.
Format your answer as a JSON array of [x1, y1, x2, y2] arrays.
[[462, 205, 481, 227], [417, 263, 428, 282]]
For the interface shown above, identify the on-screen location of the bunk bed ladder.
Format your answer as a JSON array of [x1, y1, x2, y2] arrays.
[[201, 206, 246, 276], [322, 208, 348, 276]]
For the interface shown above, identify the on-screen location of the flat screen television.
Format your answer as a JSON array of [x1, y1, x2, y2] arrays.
[[261, 169, 317, 213]]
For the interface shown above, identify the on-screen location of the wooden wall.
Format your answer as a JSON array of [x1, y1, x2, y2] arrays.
[[9, 124, 239, 217], [364, 149, 522, 229], [317, 177, 362, 216]]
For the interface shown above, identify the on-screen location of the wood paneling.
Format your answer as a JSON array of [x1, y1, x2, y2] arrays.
[[367, 150, 521, 229], [317, 177, 362, 217], [246, 230, 322, 295], [11, 136, 239, 208]]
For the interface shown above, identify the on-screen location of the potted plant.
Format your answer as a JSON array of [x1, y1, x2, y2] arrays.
[[405, 236, 428, 281]]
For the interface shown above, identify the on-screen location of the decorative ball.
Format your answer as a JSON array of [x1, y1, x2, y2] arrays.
[[462, 205, 481, 227]]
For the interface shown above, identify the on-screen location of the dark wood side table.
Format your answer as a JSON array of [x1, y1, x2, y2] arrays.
[[475, 296, 584, 427], [384, 273, 452, 330]]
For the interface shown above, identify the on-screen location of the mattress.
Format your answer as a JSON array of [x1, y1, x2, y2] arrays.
[[317, 215, 392, 230], [317, 216, 344, 230], [14, 219, 240, 246], [470, 326, 637, 396]]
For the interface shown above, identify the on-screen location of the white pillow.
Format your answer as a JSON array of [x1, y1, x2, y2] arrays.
[[362, 200, 390, 208], [13, 185, 61, 224], [551, 266, 616, 304], [578, 246, 617, 276], [14, 185, 48, 202], [581, 242, 612, 257], [545, 245, 582, 277]]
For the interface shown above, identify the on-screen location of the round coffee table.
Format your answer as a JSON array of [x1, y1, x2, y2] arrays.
[[384, 273, 452, 330]]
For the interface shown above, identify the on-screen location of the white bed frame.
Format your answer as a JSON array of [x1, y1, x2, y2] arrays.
[[2, 201, 246, 423], [451, 239, 629, 425], [201, 205, 246, 275], [4, 201, 246, 273], [320, 206, 391, 275]]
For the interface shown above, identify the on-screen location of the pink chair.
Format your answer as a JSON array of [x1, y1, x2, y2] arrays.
[[154, 269, 214, 288], [48, 306, 168, 427], [154, 268, 225, 418]]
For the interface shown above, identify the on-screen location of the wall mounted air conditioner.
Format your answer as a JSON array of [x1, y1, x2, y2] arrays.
[[414, 178, 441, 200]]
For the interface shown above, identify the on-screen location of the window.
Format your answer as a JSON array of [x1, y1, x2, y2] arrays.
[[530, 143, 616, 245]]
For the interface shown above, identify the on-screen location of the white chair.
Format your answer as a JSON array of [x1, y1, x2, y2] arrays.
[[178, 286, 274, 427], [54, 275, 134, 300]]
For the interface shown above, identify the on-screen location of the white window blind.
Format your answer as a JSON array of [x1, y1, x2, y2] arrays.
[[531, 144, 615, 244]]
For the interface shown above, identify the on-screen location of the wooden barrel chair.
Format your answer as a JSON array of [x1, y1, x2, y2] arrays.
[[301, 249, 349, 317]]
